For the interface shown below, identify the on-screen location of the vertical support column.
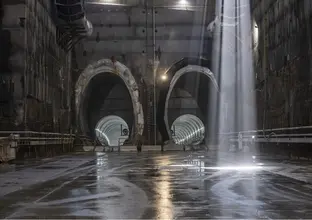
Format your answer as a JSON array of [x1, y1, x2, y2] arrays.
[[144, 0, 158, 145], [23, 0, 28, 131], [152, 5, 157, 146], [262, 12, 268, 131], [234, 0, 238, 135]]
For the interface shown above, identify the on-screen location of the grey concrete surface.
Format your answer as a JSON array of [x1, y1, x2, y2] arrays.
[[1, 151, 312, 219]]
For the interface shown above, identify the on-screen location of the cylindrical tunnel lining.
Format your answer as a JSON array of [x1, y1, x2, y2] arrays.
[[95, 115, 129, 146], [171, 114, 205, 146]]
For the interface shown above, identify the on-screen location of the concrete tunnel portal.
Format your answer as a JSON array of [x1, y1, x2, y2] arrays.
[[75, 58, 218, 147], [75, 59, 144, 147], [157, 57, 219, 146]]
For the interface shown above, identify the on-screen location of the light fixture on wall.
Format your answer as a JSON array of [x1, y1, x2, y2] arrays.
[[179, 0, 188, 5], [175, 0, 190, 10], [88, 0, 126, 6], [160, 74, 168, 81]]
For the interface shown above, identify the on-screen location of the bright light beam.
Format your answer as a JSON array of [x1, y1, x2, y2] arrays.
[[211, 0, 259, 216], [169, 164, 263, 171]]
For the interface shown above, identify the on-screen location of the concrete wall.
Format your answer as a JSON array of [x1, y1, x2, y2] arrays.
[[253, 0, 312, 130], [0, 3, 26, 130], [0, 0, 73, 133]]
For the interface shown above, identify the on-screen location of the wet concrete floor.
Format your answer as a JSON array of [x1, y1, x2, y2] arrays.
[[1, 151, 312, 219]]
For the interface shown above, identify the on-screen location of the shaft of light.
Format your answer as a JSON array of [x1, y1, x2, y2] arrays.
[[211, 0, 256, 139]]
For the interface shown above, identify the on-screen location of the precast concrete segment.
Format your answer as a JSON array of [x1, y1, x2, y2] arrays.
[[171, 114, 205, 145], [95, 115, 129, 146], [75, 59, 144, 139], [164, 65, 218, 141]]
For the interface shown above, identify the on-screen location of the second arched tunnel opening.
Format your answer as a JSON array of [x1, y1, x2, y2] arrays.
[[157, 57, 219, 147], [80, 72, 133, 145]]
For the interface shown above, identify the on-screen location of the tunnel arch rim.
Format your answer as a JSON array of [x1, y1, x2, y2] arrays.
[[157, 57, 219, 142], [75, 59, 144, 140], [164, 65, 218, 141]]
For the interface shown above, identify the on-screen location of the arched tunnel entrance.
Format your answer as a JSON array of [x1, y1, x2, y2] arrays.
[[81, 72, 132, 143], [157, 57, 218, 146], [76, 59, 144, 145]]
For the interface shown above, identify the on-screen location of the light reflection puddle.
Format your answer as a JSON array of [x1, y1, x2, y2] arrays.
[[27, 192, 122, 206]]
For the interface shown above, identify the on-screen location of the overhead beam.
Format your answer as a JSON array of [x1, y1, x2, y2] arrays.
[[85, 36, 207, 41], [91, 22, 204, 27], [78, 51, 210, 59], [85, 3, 206, 11], [2, 0, 25, 4]]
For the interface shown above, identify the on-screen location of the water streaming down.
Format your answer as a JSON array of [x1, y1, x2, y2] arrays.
[[211, 0, 257, 149], [210, 0, 259, 216], [95, 115, 129, 147], [171, 114, 205, 146]]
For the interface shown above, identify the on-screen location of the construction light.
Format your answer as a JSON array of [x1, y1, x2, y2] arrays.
[[160, 74, 168, 81]]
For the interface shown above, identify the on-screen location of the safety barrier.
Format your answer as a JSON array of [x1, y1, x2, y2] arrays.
[[0, 136, 13, 162], [218, 125, 312, 142], [215, 126, 312, 159], [0, 131, 80, 162], [74, 134, 95, 150]]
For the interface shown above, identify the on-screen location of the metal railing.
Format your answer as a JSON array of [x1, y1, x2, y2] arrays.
[[213, 126, 312, 158], [0, 131, 75, 146], [0, 136, 11, 162], [218, 126, 312, 143], [0, 131, 74, 147], [75, 134, 94, 148], [0, 131, 91, 162]]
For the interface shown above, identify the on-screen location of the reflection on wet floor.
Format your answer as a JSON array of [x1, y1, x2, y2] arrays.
[[1, 151, 312, 219]]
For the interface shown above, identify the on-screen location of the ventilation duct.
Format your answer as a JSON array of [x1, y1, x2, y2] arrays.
[[54, 0, 93, 37]]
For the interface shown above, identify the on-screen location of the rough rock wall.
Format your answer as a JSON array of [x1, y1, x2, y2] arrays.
[[253, 0, 312, 130], [0, 0, 72, 133]]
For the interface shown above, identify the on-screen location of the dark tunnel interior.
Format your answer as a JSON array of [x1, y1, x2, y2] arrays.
[[157, 57, 218, 144], [80, 72, 133, 143], [167, 71, 218, 145]]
